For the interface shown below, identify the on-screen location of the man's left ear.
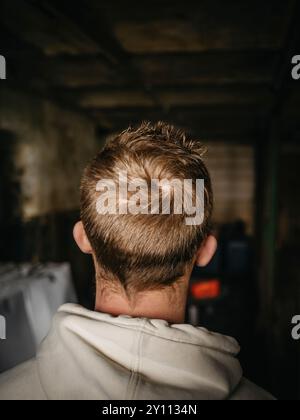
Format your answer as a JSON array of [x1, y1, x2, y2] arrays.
[[195, 235, 218, 267], [73, 221, 93, 254]]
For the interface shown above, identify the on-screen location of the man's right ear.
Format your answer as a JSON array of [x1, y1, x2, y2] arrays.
[[73, 221, 93, 254]]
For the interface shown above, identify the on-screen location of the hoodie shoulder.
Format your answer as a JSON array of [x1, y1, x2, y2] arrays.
[[230, 378, 275, 400], [0, 359, 47, 400]]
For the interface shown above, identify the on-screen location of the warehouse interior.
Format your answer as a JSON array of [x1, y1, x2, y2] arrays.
[[0, 0, 300, 399]]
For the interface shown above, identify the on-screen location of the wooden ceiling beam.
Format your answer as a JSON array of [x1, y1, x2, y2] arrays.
[[38, 0, 161, 106], [62, 86, 273, 110]]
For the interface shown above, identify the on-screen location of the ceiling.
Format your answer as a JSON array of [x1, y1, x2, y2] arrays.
[[1, 0, 300, 140]]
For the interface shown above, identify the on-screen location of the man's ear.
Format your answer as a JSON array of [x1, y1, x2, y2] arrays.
[[73, 221, 93, 254], [195, 235, 218, 267]]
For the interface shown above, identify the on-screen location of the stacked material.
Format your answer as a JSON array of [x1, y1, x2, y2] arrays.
[[0, 263, 77, 373]]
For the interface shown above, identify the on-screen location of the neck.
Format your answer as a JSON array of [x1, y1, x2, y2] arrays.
[[95, 279, 189, 324]]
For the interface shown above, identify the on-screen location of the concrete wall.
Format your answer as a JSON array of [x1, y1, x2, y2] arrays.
[[204, 142, 255, 233], [0, 87, 99, 220]]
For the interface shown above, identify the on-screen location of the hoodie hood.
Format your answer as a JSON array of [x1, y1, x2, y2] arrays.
[[37, 304, 243, 400]]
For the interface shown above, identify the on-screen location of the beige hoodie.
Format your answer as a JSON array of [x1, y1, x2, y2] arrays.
[[0, 303, 274, 400]]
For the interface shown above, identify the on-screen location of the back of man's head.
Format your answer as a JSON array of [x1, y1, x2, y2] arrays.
[[80, 122, 213, 297]]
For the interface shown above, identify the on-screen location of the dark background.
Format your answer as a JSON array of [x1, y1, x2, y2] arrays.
[[0, 0, 300, 400]]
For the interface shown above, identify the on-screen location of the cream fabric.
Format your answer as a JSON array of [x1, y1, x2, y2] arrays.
[[0, 304, 274, 400]]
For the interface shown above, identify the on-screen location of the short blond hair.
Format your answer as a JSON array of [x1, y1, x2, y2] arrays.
[[81, 122, 213, 295]]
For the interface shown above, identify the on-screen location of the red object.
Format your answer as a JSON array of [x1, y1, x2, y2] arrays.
[[191, 279, 221, 300]]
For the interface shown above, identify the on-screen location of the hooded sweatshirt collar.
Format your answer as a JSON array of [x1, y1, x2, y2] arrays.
[[37, 304, 243, 400]]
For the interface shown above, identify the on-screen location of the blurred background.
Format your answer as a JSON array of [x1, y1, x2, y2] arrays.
[[0, 0, 300, 400]]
